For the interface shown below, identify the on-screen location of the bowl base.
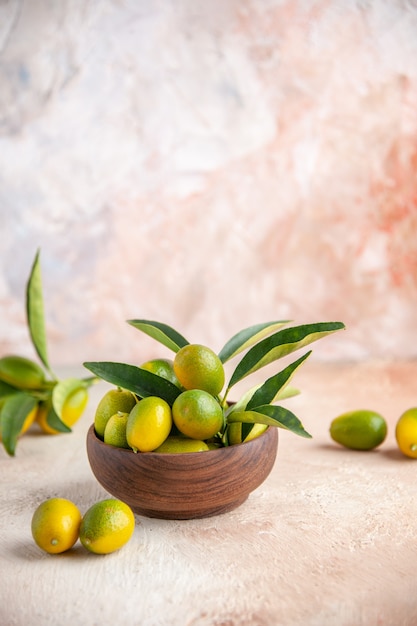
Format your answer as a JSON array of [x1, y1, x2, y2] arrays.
[[86, 424, 278, 521], [130, 495, 249, 520]]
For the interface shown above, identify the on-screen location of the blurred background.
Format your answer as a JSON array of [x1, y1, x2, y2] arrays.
[[1, 0, 416, 368]]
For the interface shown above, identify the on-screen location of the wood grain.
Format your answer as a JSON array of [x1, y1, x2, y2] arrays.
[[86, 424, 279, 519]]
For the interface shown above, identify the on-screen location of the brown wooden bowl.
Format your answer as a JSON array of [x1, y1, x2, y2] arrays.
[[86, 424, 278, 520]]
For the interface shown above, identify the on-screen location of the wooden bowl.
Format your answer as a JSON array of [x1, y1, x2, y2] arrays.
[[86, 424, 278, 520]]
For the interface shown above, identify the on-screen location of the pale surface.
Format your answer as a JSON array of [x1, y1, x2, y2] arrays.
[[1, 361, 417, 626]]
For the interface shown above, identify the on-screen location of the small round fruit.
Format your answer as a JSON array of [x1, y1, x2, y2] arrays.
[[31, 498, 82, 554], [227, 422, 268, 445], [126, 396, 172, 452], [103, 412, 130, 449], [79, 499, 135, 555], [140, 358, 181, 387], [19, 404, 39, 435], [173, 344, 225, 396], [94, 388, 137, 439], [37, 386, 89, 435], [154, 436, 209, 453], [172, 389, 224, 440], [60, 386, 89, 426], [0, 355, 46, 390], [330, 410, 387, 451], [36, 404, 55, 434], [395, 408, 417, 459]]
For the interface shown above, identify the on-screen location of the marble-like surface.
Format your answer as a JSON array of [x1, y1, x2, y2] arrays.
[[1, 361, 417, 626], [1, 1, 417, 366]]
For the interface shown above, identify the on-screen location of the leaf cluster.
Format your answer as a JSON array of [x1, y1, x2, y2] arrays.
[[84, 318, 345, 442], [0, 251, 95, 456]]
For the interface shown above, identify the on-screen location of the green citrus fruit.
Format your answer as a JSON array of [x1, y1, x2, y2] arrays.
[[172, 389, 224, 440], [79, 499, 135, 555], [37, 386, 89, 435], [126, 396, 172, 452], [173, 344, 225, 396], [31, 498, 82, 554], [395, 408, 417, 458], [103, 412, 130, 448], [0, 355, 46, 390], [154, 436, 209, 453], [330, 410, 387, 450], [94, 388, 137, 439], [140, 358, 181, 387], [227, 422, 268, 445]]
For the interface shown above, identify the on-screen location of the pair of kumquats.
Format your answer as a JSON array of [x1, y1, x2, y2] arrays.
[[31, 497, 135, 555], [329, 407, 417, 458]]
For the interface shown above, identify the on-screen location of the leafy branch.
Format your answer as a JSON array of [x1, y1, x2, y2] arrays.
[[0, 250, 96, 456], [84, 319, 345, 442]]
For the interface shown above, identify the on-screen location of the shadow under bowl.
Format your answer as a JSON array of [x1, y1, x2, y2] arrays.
[[86, 424, 278, 520]]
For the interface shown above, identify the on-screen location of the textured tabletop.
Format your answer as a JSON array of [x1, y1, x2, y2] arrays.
[[1, 361, 416, 626]]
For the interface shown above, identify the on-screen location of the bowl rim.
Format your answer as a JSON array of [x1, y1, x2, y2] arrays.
[[86, 423, 279, 519], [87, 422, 275, 458]]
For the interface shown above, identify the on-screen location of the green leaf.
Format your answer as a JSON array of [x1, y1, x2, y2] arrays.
[[226, 322, 345, 391], [126, 319, 189, 353], [0, 392, 38, 456], [52, 378, 87, 420], [83, 361, 182, 406], [218, 321, 290, 363], [26, 249, 53, 376], [0, 380, 19, 398], [227, 405, 312, 438], [275, 385, 300, 400], [240, 422, 255, 442], [246, 351, 311, 409], [225, 387, 260, 416], [226, 382, 301, 418], [43, 403, 72, 433]]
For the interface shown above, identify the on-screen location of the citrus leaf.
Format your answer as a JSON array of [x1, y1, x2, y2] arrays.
[[226, 322, 345, 391], [246, 351, 311, 410], [218, 320, 290, 363], [226, 383, 301, 418], [83, 361, 182, 406], [0, 392, 38, 456], [126, 319, 189, 353], [275, 385, 300, 400], [26, 249, 52, 374], [0, 380, 19, 398], [44, 403, 72, 433], [225, 386, 260, 416], [227, 405, 312, 438], [241, 422, 255, 442], [52, 378, 87, 420]]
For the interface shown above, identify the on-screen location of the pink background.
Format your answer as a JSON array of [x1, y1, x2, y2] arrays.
[[1, 1, 417, 367]]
